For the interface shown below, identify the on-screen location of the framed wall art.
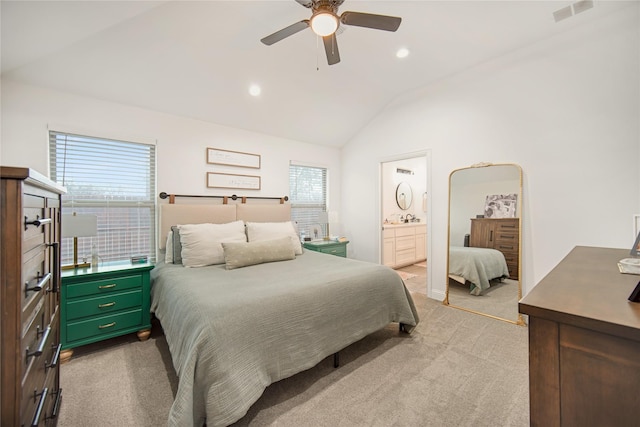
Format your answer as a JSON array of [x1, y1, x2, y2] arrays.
[[206, 147, 261, 169], [483, 194, 518, 218], [207, 172, 261, 190]]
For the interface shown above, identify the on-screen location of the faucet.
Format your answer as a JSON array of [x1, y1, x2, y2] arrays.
[[405, 214, 415, 223]]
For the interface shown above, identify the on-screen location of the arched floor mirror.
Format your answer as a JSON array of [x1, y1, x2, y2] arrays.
[[443, 163, 525, 326]]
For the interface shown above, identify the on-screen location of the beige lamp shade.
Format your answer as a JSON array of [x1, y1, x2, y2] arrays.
[[316, 212, 329, 224], [62, 214, 97, 238]]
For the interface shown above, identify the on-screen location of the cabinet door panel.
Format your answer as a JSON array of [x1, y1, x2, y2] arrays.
[[415, 233, 426, 261], [560, 324, 640, 426], [469, 220, 492, 247]]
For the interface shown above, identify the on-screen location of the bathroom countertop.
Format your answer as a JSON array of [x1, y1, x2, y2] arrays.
[[382, 222, 424, 229]]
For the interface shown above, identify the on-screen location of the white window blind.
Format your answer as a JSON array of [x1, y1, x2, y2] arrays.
[[289, 163, 327, 238], [49, 131, 156, 264]]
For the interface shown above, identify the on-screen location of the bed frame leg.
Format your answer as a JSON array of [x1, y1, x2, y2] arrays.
[[333, 352, 339, 368], [399, 323, 405, 333]]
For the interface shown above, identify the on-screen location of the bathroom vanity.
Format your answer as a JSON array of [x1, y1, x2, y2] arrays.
[[382, 223, 426, 268]]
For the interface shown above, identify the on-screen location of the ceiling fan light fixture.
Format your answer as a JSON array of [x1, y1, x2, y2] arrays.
[[310, 11, 338, 36]]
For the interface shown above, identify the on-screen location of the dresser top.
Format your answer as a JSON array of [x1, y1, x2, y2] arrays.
[[519, 246, 640, 341], [1, 166, 66, 194]]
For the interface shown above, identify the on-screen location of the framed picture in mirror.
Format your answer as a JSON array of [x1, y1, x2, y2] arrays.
[[631, 230, 640, 257], [484, 194, 517, 218]]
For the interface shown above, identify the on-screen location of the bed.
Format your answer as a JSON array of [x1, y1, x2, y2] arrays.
[[150, 201, 419, 426], [448, 246, 510, 295]]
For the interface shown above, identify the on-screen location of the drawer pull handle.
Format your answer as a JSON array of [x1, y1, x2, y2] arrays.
[[98, 322, 116, 329], [98, 302, 116, 308], [25, 272, 51, 296], [31, 387, 48, 427], [46, 344, 62, 370], [98, 283, 117, 289], [47, 242, 60, 293], [48, 388, 62, 421], [499, 245, 514, 250], [24, 215, 52, 230], [26, 325, 51, 360]]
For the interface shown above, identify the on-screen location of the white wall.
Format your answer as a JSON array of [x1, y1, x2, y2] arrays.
[[342, 6, 640, 300], [1, 80, 342, 229]]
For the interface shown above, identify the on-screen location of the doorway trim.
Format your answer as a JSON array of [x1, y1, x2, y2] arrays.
[[379, 150, 433, 298]]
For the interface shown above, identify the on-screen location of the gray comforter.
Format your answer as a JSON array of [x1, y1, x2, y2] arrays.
[[150, 250, 419, 426], [449, 246, 510, 295]]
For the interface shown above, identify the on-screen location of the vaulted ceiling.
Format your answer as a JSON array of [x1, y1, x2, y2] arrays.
[[2, 1, 631, 147]]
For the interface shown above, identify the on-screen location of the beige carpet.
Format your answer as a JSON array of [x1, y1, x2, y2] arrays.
[[447, 278, 520, 322], [58, 293, 529, 426]]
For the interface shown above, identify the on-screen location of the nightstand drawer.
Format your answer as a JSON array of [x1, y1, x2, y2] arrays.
[[317, 246, 347, 257], [66, 289, 142, 320], [66, 274, 142, 298], [303, 240, 349, 258], [66, 309, 142, 342]]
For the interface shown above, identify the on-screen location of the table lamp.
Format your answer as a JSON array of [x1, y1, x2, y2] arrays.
[[316, 212, 329, 240], [62, 213, 97, 269]]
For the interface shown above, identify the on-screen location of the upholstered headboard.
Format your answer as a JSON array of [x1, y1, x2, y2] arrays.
[[158, 203, 291, 249], [236, 204, 291, 223]]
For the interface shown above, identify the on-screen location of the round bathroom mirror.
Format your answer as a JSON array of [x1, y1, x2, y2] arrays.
[[396, 182, 413, 210]]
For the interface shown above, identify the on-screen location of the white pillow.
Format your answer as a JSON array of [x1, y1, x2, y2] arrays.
[[222, 237, 295, 270], [178, 220, 247, 267], [165, 230, 174, 263], [245, 221, 303, 255]]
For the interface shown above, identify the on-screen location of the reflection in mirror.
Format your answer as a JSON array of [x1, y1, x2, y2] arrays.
[[444, 163, 525, 325], [396, 182, 413, 210]]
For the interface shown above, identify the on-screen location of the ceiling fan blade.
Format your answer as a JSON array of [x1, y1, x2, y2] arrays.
[[322, 34, 340, 65], [261, 20, 309, 46], [340, 11, 402, 32], [295, 0, 314, 8]]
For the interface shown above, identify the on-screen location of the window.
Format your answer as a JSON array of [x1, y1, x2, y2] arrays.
[[289, 163, 327, 238], [49, 131, 156, 264]]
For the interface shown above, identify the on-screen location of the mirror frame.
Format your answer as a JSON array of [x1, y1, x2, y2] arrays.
[[396, 182, 413, 210], [443, 162, 525, 326]]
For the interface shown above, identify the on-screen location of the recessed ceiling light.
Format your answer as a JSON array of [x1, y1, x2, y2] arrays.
[[396, 48, 409, 59], [248, 84, 261, 97]]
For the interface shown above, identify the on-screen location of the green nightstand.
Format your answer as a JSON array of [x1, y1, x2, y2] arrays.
[[303, 239, 349, 257], [60, 261, 154, 362]]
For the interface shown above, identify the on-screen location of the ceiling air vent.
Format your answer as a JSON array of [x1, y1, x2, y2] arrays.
[[553, 0, 594, 23]]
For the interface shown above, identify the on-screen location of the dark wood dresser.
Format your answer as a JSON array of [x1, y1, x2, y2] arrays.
[[519, 246, 640, 427], [469, 217, 519, 277], [1, 167, 65, 426]]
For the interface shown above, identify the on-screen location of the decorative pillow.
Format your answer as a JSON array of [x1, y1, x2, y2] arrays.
[[245, 221, 303, 255], [165, 230, 174, 263], [222, 237, 295, 270], [171, 226, 182, 265], [178, 220, 246, 267]]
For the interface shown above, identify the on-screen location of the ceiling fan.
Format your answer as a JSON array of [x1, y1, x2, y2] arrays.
[[260, 0, 402, 66]]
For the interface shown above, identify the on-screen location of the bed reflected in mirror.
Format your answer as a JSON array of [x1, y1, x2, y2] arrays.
[[443, 163, 525, 325]]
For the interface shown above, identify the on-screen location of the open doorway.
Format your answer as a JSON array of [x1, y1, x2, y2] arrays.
[[380, 153, 430, 296]]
